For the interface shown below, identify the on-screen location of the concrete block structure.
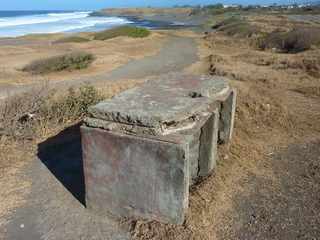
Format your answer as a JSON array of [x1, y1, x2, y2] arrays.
[[81, 73, 236, 224]]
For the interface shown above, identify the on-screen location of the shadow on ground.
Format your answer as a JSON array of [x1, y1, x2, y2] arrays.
[[37, 123, 85, 205]]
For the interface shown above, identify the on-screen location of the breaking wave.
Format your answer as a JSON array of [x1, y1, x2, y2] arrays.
[[0, 11, 133, 37]]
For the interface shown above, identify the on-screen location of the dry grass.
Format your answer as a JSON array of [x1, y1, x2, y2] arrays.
[[214, 18, 260, 38], [211, 16, 242, 30], [54, 36, 91, 44], [0, 30, 166, 86], [22, 52, 95, 74], [0, 78, 143, 142], [131, 15, 320, 240], [0, 84, 50, 139], [256, 27, 320, 53], [0, 84, 103, 224], [0, 85, 103, 140], [294, 86, 320, 98]]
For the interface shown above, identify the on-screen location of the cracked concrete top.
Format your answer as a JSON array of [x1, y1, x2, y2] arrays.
[[88, 73, 231, 128]]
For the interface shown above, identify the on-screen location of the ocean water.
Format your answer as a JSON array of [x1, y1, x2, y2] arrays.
[[0, 11, 133, 37]]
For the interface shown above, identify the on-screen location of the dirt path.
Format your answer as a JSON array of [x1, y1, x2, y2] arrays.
[[0, 35, 198, 100]]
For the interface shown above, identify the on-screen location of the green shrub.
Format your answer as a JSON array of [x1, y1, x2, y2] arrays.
[[206, 3, 224, 9], [22, 52, 95, 74], [54, 36, 90, 44], [93, 26, 151, 41]]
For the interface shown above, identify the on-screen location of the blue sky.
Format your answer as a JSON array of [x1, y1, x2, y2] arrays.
[[0, 0, 304, 11]]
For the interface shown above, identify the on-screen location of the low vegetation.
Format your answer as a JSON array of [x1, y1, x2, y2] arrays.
[[93, 26, 150, 41], [0, 85, 104, 139], [211, 16, 242, 29], [54, 36, 91, 44], [212, 16, 320, 54], [257, 27, 320, 53], [294, 86, 320, 98], [213, 17, 260, 38], [22, 52, 95, 74]]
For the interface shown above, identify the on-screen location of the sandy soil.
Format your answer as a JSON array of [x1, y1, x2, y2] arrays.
[[0, 30, 200, 100], [0, 32, 166, 86]]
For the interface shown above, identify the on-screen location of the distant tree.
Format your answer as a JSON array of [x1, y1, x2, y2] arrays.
[[205, 3, 224, 9], [173, 4, 193, 8]]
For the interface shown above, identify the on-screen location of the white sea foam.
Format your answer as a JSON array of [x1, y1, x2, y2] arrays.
[[0, 12, 91, 28], [0, 11, 133, 37]]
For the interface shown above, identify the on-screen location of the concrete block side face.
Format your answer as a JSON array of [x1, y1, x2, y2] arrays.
[[81, 126, 189, 224], [198, 110, 220, 177], [189, 139, 200, 183], [219, 89, 237, 144]]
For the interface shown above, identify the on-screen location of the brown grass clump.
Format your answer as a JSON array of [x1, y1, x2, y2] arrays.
[[213, 17, 260, 38], [0, 85, 103, 140], [22, 52, 95, 74], [300, 57, 320, 77], [0, 85, 50, 139], [270, 55, 320, 77], [211, 16, 242, 29], [256, 27, 320, 53], [294, 86, 320, 98]]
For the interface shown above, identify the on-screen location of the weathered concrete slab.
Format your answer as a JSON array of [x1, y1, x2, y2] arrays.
[[82, 73, 236, 224], [199, 108, 220, 177], [89, 73, 231, 133], [219, 89, 237, 143], [81, 126, 189, 224]]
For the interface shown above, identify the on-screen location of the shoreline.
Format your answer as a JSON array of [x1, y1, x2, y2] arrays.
[[0, 10, 196, 40], [90, 8, 207, 26]]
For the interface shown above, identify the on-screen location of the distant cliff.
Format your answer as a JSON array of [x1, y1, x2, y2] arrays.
[[90, 8, 193, 18], [90, 8, 207, 26]]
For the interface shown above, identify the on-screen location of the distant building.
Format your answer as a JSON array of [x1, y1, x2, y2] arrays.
[[223, 4, 241, 8]]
